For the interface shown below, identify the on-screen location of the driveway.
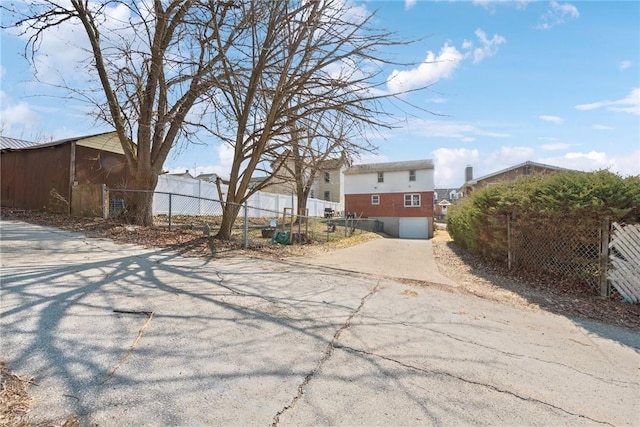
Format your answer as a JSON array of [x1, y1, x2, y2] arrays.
[[296, 237, 454, 285], [1, 220, 638, 426]]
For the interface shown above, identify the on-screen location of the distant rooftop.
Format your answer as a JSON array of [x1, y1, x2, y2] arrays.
[[465, 160, 570, 185]]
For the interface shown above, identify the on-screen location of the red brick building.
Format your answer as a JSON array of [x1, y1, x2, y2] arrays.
[[344, 159, 435, 239]]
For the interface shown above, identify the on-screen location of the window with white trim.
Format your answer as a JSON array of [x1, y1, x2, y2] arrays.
[[404, 193, 421, 207], [377, 172, 384, 183], [371, 195, 380, 205], [409, 170, 416, 181]]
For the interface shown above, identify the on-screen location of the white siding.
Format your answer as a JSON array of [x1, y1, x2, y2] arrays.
[[76, 132, 124, 154], [345, 169, 434, 194]]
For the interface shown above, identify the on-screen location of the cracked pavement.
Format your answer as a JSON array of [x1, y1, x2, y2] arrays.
[[1, 220, 639, 426]]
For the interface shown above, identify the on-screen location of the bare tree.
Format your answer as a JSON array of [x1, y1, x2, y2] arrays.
[[206, 0, 427, 239], [2, 0, 246, 225], [268, 109, 371, 219]]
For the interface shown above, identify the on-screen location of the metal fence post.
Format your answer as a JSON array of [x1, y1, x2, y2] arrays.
[[599, 218, 611, 297], [168, 193, 173, 231], [244, 201, 249, 249]]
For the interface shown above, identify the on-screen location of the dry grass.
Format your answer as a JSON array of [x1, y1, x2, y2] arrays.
[[0, 362, 79, 427], [0, 361, 33, 427]]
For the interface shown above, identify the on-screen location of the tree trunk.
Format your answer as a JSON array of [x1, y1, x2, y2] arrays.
[[216, 202, 242, 240], [124, 171, 158, 226]]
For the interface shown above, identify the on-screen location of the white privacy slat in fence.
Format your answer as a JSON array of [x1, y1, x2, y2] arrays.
[[608, 222, 640, 303], [610, 227, 640, 265]]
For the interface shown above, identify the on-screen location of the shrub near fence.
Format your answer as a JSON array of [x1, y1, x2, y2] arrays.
[[447, 170, 640, 298]]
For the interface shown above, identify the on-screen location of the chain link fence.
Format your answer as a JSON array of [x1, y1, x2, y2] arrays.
[[107, 189, 380, 246]]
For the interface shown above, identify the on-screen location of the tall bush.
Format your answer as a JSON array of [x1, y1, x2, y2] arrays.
[[446, 170, 640, 261]]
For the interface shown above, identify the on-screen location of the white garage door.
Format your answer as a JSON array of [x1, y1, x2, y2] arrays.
[[399, 218, 429, 239]]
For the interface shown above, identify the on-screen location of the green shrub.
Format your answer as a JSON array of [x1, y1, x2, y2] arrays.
[[446, 170, 640, 262]]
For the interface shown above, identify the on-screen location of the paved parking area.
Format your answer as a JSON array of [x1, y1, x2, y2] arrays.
[[1, 220, 638, 426]]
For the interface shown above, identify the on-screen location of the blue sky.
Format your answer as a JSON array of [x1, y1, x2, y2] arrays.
[[1, 0, 639, 188]]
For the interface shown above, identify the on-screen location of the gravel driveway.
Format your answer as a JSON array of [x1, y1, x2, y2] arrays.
[[1, 220, 639, 426]]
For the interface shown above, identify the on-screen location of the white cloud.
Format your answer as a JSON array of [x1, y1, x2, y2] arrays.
[[427, 97, 447, 104], [432, 146, 640, 187], [575, 88, 640, 115], [592, 124, 615, 130], [433, 147, 481, 187], [387, 44, 464, 93], [542, 150, 640, 176], [169, 143, 236, 179], [538, 115, 564, 124], [387, 28, 505, 93], [464, 29, 506, 64], [404, 0, 417, 10], [540, 143, 571, 151], [537, 0, 579, 30], [0, 65, 5, 80], [619, 60, 632, 71], [472, 0, 532, 11], [406, 118, 511, 140], [10, 2, 141, 88], [491, 146, 537, 164], [0, 98, 41, 132]]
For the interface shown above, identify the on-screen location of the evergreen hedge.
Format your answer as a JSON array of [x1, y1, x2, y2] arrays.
[[446, 170, 640, 262]]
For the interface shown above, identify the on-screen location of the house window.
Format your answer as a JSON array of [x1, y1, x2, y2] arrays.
[[523, 165, 532, 176], [377, 172, 384, 183], [404, 193, 421, 207], [324, 171, 330, 183], [324, 191, 331, 201], [310, 190, 315, 199], [409, 170, 416, 181], [371, 195, 380, 205]]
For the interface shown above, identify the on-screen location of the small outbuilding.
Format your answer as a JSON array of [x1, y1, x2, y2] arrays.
[[1, 131, 132, 216]]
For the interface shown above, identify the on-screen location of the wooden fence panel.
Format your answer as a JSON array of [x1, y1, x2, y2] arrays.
[[608, 222, 640, 303]]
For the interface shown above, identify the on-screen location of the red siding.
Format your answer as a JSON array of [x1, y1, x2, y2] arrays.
[[1, 143, 133, 213], [1, 143, 71, 212], [345, 192, 434, 218]]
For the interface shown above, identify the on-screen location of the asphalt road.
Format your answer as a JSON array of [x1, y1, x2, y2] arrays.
[[1, 220, 638, 426]]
